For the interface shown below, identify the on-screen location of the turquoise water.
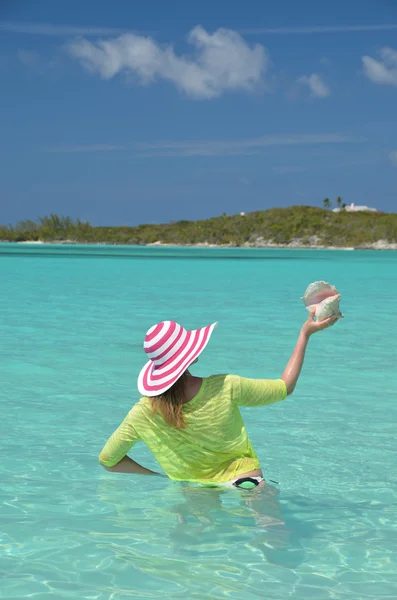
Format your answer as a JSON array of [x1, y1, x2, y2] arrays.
[[1, 243, 397, 600]]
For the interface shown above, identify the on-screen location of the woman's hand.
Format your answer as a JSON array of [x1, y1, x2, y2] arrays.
[[281, 309, 342, 395], [301, 310, 341, 337]]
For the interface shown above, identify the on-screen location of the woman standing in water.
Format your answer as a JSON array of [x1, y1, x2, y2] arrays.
[[99, 311, 339, 489]]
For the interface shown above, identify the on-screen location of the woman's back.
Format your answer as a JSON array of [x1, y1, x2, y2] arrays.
[[99, 374, 287, 484]]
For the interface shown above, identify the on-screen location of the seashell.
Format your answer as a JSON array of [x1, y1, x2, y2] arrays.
[[301, 280, 343, 321], [315, 294, 342, 321], [301, 281, 338, 307]]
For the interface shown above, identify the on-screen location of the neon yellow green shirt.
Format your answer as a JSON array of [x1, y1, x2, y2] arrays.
[[99, 374, 288, 484]]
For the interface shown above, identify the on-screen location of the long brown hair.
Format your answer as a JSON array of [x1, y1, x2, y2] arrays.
[[150, 372, 187, 429]]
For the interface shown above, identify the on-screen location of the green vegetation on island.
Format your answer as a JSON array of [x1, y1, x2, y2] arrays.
[[1, 205, 396, 249]]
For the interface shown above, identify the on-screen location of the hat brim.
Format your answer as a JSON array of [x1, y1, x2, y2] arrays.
[[137, 322, 217, 397]]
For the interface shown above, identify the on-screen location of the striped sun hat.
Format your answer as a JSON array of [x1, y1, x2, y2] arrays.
[[137, 320, 217, 397]]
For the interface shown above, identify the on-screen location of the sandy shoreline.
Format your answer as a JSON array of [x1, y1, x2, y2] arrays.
[[11, 239, 397, 250]]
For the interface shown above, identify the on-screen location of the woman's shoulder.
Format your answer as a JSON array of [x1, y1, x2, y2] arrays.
[[204, 373, 241, 392], [126, 397, 149, 420], [206, 373, 240, 383]]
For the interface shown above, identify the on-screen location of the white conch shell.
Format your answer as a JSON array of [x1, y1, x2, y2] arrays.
[[315, 294, 342, 321], [301, 281, 343, 321], [301, 281, 338, 307]]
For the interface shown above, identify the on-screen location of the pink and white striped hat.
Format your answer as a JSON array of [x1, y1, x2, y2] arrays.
[[137, 320, 217, 397]]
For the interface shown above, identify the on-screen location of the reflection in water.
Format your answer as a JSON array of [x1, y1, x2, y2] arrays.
[[168, 483, 308, 568], [95, 477, 310, 596]]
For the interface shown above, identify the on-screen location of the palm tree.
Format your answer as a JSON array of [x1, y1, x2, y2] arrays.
[[336, 197, 343, 209], [323, 198, 331, 209]]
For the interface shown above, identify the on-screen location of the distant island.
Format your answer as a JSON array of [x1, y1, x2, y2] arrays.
[[1, 205, 397, 250]]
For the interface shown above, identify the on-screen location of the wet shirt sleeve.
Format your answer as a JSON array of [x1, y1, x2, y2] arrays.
[[98, 410, 140, 467], [234, 376, 288, 407]]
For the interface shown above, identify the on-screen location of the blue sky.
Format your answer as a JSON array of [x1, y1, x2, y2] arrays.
[[1, 0, 396, 226]]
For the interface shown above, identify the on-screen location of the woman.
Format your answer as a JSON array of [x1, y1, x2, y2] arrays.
[[99, 310, 339, 489]]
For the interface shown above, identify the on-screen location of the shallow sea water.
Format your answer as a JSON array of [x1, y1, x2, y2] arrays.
[[1, 243, 397, 600]]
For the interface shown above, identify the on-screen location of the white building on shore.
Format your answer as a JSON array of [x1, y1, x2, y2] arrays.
[[332, 202, 378, 213]]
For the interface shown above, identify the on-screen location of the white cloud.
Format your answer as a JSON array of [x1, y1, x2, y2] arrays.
[[46, 144, 124, 153], [242, 24, 397, 35], [3, 21, 397, 38], [43, 133, 363, 158], [362, 47, 397, 86], [17, 48, 39, 66], [297, 73, 330, 98], [264, 158, 379, 175], [4, 21, 397, 38], [390, 151, 397, 166], [66, 26, 268, 99], [133, 133, 362, 157], [133, 149, 261, 158], [0, 21, 131, 37]]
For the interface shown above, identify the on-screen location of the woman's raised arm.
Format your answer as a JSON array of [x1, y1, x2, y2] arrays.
[[281, 310, 340, 395]]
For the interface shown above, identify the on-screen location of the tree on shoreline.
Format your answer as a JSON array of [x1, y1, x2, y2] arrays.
[[323, 198, 331, 209]]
